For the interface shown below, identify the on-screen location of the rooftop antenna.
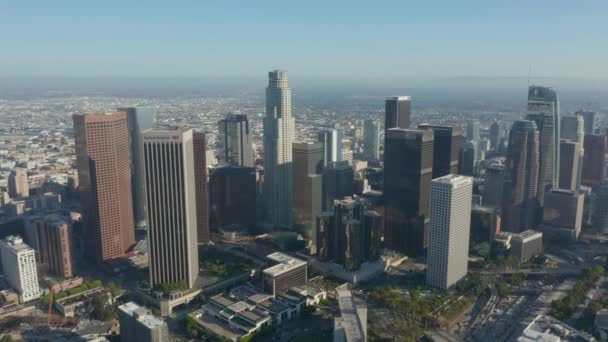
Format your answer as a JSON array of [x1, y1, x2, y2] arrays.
[[527, 64, 532, 87]]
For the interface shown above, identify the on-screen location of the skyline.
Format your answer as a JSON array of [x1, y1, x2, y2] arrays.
[[2, 1, 608, 80]]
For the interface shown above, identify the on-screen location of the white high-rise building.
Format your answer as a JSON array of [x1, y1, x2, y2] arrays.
[[426, 175, 472, 290], [142, 129, 201, 289], [318, 129, 343, 166], [363, 119, 380, 160], [0, 236, 39, 302], [263, 70, 295, 228]]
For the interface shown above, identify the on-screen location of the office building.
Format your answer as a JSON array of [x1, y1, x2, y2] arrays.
[[73, 112, 135, 262], [0, 236, 39, 302], [263, 252, 307, 296], [576, 110, 596, 134], [510, 230, 543, 263], [384, 96, 411, 141], [24, 214, 73, 278], [502, 120, 540, 232], [8, 169, 29, 198], [458, 141, 477, 176], [490, 122, 502, 151], [218, 114, 254, 167], [322, 161, 354, 210], [334, 284, 367, 342], [418, 124, 461, 178], [559, 139, 581, 191], [540, 189, 584, 241], [118, 302, 169, 342], [315, 197, 382, 271], [384, 128, 434, 256], [192, 132, 210, 243], [292, 142, 323, 236], [363, 119, 380, 160], [582, 134, 608, 189], [209, 166, 257, 229], [561, 115, 585, 144], [263, 70, 295, 228], [341, 148, 353, 166], [482, 164, 505, 208], [318, 129, 343, 166], [143, 129, 200, 289], [470, 206, 501, 246], [426, 175, 472, 290], [466, 120, 480, 141], [526, 86, 560, 206], [119, 107, 154, 230], [593, 182, 608, 234]]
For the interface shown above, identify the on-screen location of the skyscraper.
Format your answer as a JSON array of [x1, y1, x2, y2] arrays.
[[458, 141, 477, 176], [193, 132, 210, 244], [482, 164, 505, 208], [143, 129, 200, 289], [576, 110, 595, 134], [322, 161, 354, 211], [418, 124, 461, 178], [218, 114, 254, 167], [24, 214, 73, 278], [384, 96, 411, 141], [466, 120, 480, 141], [209, 166, 257, 229], [315, 197, 382, 271], [292, 142, 324, 235], [363, 119, 380, 160], [582, 134, 608, 189], [426, 175, 472, 290], [526, 86, 560, 206], [490, 121, 502, 151], [8, 169, 29, 198], [558, 139, 580, 191], [0, 236, 39, 302], [263, 70, 295, 228], [73, 112, 135, 262], [318, 129, 343, 166], [593, 182, 608, 234], [119, 107, 154, 230], [384, 128, 434, 256], [560, 114, 585, 189], [540, 189, 584, 241], [502, 120, 540, 232]]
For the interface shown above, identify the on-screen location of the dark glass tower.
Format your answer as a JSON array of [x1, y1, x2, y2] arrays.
[[418, 124, 462, 178], [383, 128, 434, 257], [502, 120, 540, 232]]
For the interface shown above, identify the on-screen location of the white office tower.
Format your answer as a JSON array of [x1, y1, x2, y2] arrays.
[[426, 175, 472, 290], [0, 236, 39, 302], [363, 119, 380, 160], [142, 129, 200, 289], [263, 70, 295, 228]]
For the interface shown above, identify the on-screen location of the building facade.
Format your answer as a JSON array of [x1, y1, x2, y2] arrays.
[[363, 119, 380, 161], [0, 236, 39, 302], [541, 189, 584, 241], [143, 129, 200, 289], [322, 161, 354, 211], [384, 128, 433, 256], [426, 175, 472, 290], [418, 124, 461, 178], [384, 96, 411, 137], [24, 214, 73, 278], [73, 112, 135, 262], [292, 142, 324, 238], [209, 166, 257, 229], [559, 139, 581, 191], [193, 132, 210, 243], [582, 134, 607, 189], [502, 120, 540, 232], [263, 70, 295, 228], [318, 129, 343, 167], [218, 114, 254, 167], [118, 302, 169, 342], [8, 169, 29, 198], [263, 253, 307, 296]]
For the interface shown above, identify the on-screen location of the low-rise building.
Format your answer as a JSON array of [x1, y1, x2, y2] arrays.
[[510, 230, 543, 264], [118, 302, 169, 342], [334, 283, 367, 342], [518, 315, 595, 342], [263, 253, 307, 296]]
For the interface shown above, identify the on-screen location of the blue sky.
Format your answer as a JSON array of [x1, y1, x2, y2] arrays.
[[1, 1, 607, 80]]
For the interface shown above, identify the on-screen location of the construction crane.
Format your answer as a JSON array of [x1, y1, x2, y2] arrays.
[[47, 288, 54, 328]]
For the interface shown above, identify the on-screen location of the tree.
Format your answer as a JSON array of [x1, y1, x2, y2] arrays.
[[91, 293, 115, 321], [106, 281, 122, 297]]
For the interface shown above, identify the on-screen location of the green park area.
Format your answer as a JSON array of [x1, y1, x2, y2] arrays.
[[199, 246, 256, 279]]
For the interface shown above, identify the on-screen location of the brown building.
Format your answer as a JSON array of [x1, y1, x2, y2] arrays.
[[193, 132, 210, 244], [73, 112, 135, 262], [502, 120, 539, 233], [209, 166, 257, 229], [417, 124, 461, 178], [25, 214, 73, 278], [8, 169, 29, 198], [582, 134, 608, 189]]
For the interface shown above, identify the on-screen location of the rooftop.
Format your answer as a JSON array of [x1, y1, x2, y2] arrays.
[[335, 284, 366, 342], [517, 315, 595, 342], [264, 252, 307, 278], [432, 174, 473, 186], [386, 96, 411, 101], [0, 235, 34, 253]]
